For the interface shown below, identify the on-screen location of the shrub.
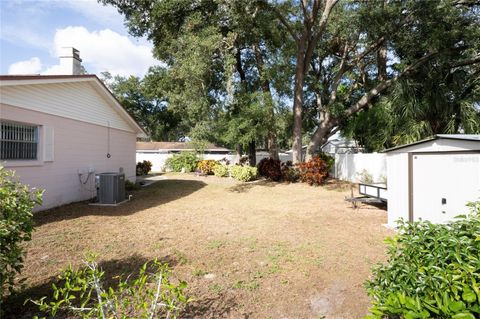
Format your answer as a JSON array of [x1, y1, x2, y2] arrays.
[[165, 152, 198, 172], [0, 166, 43, 297], [257, 157, 282, 181], [316, 152, 334, 174], [281, 161, 300, 183], [136, 160, 152, 176], [196, 159, 219, 175], [365, 201, 480, 319], [125, 180, 141, 191], [213, 164, 229, 177], [297, 156, 329, 186], [230, 165, 257, 182], [31, 254, 191, 319]]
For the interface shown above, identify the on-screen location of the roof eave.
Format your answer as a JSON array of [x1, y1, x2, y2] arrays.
[[0, 74, 148, 137]]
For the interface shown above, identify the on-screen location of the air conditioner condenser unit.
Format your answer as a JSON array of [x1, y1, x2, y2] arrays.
[[95, 172, 126, 205]]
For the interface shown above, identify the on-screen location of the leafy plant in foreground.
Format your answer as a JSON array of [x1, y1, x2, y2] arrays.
[[365, 201, 480, 319], [31, 254, 190, 319], [0, 166, 43, 299]]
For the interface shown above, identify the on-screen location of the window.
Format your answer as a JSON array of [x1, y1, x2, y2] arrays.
[[0, 121, 38, 160]]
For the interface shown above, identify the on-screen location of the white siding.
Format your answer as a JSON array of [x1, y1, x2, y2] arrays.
[[412, 153, 480, 223], [386, 153, 409, 227], [2, 103, 136, 211], [0, 82, 134, 132]]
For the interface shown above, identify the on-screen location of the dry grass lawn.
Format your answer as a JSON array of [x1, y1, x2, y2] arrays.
[[5, 174, 392, 318]]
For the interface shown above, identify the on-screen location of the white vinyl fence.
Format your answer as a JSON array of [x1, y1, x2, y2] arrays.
[[334, 153, 387, 183]]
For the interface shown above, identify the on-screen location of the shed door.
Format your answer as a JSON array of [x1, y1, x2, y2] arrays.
[[412, 153, 480, 223]]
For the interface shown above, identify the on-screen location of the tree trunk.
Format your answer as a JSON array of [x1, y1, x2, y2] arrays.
[[253, 43, 279, 160], [305, 111, 337, 160], [377, 45, 387, 81], [271, 0, 338, 164], [377, 0, 387, 82], [292, 46, 306, 164], [236, 143, 243, 163], [248, 140, 256, 166]]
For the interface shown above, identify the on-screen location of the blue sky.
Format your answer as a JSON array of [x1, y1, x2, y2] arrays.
[[0, 0, 160, 77]]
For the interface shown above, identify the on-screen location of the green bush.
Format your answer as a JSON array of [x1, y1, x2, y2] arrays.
[[281, 161, 300, 183], [213, 164, 229, 177], [230, 165, 257, 182], [125, 180, 141, 191], [365, 201, 480, 319], [136, 160, 152, 176], [0, 166, 43, 297], [316, 152, 334, 174], [165, 152, 198, 172], [31, 254, 191, 319]]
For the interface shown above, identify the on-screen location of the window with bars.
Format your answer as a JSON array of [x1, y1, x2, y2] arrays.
[[0, 121, 38, 160]]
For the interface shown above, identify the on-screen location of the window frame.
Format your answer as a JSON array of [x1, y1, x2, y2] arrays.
[[1, 120, 40, 161]]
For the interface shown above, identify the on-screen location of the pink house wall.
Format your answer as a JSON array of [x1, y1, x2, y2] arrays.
[[1, 103, 136, 211]]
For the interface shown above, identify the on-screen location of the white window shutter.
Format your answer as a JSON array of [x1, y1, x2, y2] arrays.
[[43, 126, 54, 162]]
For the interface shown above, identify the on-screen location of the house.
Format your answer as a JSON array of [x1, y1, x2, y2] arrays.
[[136, 141, 234, 172], [0, 48, 146, 210], [385, 134, 480, 227], [320, 131, 363, 156]]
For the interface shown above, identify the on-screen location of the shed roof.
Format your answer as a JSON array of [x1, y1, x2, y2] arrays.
[[384, 134, 480, 153], [136, 141, 231, 152]]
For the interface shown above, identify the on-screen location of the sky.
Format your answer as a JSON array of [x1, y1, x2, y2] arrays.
[[0, 0, 161, 77]]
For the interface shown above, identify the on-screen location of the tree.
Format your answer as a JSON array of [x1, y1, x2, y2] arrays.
[[101, 69, 181, 141], [100, 0, 293, 163], [101, 0, 480, 162], [261, 0, 339, 162], [343, 59, 480, 151], [263, 0, 480, 161]]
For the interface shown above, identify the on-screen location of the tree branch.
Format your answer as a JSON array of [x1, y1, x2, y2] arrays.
[[343, 51, 440, 118], [261, 1, 299, 43], [303, 0, 339, 73], [451, 54, 480, 68], [327, 43, 350, 105]]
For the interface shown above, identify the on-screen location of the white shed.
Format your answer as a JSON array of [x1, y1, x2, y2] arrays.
[[385, 134, 480, 227]]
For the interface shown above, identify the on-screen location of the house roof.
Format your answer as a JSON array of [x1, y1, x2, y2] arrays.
[[136, 141, 231, 152], [383, 134, 480, 152], [0, 74, 147, 137]]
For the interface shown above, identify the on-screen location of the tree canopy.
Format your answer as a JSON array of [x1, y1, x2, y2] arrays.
[[100, 0, 480, 161]]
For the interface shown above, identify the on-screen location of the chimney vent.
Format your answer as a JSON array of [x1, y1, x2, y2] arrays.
[[59, 47, 83, 75]]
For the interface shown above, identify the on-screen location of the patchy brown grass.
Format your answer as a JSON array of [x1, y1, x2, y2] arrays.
[[4, 174, 391, 319]]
